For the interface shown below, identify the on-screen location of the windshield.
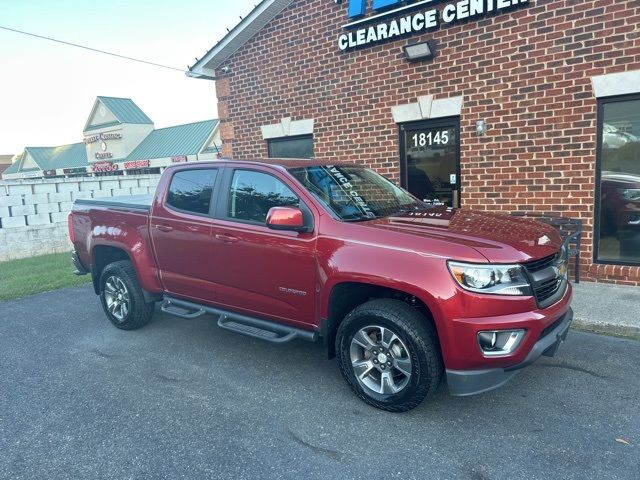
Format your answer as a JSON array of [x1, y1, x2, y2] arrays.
[[289, 165, 426, 221]]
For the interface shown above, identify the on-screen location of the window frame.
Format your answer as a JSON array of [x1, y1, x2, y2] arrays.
[[593, 92, 640, 266], [164, 167, 220, 218], [219, 168, 304, 227], [267, 134, 314, 159]]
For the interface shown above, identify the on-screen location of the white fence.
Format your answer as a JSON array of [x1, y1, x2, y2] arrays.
[[0, 175, 161, 261]]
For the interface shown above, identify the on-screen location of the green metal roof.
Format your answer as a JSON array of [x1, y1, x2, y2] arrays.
[[97, 96, 153, 125], [25, 143, 88, 170], [126, 119, 218, 161], [5, 117, 218, 176], [2, 161, 20, 175]]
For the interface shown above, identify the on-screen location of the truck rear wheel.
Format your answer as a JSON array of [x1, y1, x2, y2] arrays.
[[99, 260, 155, 330], [336, 299, 442, 412]]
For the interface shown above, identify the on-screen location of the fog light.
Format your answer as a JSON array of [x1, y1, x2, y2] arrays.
[[477, 329, 525, 357]]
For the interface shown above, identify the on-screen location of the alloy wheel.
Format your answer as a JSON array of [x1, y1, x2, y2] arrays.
[[104, 276, 130, 322], [350, 325, 412, 395]]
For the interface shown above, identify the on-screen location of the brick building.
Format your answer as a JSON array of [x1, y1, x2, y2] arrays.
[[188, 0, 640, 284]]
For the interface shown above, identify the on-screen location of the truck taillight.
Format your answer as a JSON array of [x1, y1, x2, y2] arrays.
[[68, 213, 75, 243]]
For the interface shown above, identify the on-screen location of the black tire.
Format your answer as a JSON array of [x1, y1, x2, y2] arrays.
[[336, 299, 443, 412], [99, 260, 155, 330]]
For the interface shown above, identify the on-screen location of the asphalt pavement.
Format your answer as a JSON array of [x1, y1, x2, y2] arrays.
[[0, 285, 638, 480]]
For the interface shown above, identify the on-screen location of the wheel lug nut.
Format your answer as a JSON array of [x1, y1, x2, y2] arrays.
[[387, 362, 392, 366], [381, 365, 386, 370], [373, 359, 378, 364]]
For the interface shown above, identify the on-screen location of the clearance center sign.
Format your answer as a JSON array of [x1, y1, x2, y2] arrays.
[[337, 0, 530, 51]]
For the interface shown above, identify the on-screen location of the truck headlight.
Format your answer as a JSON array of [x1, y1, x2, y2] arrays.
[[448, 262, 533, 296]]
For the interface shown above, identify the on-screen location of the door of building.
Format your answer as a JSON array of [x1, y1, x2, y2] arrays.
[[400, 118, 461, 208]]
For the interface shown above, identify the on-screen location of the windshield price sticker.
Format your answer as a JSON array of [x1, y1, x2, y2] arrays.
[[327, 166, 377, 218]]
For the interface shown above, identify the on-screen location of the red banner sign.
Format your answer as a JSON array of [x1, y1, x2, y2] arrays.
[[91, 162, 119, 173], [43, 169, 57, 177], [124, 160, 150, 170], [171, 155, 188, 163]]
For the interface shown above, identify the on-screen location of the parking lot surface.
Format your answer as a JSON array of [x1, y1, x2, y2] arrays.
[[0, 285, 638, 479]]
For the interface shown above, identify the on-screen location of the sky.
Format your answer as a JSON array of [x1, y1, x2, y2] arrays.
[[0, 0, 258, 155]]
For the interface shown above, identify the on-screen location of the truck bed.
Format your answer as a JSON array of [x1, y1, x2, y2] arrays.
[[74, 195, 153, 211]]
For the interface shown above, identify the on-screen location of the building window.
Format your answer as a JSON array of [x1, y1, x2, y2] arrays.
[[267, 135, 314, 159], [595, 94, 640, 265], [227, 170, 299, 224], [166, 169, 218, 215]]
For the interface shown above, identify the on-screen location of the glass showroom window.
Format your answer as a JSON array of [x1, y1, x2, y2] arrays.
[[596, 95, 640, 264], [267, 135, 314, 159]]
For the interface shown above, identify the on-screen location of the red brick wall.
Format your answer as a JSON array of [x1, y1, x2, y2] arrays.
[[216, 0, 640, 284]]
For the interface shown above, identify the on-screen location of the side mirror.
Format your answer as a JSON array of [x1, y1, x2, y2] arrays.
[[266, 207, 309, 233]]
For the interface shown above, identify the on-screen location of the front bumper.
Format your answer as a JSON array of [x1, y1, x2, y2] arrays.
[[446, 307, 573, 396]]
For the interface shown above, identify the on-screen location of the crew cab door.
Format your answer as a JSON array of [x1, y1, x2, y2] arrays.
[[210, 167, 318, 328], [150, 167, 220, 303]]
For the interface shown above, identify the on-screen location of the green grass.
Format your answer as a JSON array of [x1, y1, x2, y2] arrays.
[[0, 252, 91, 301]]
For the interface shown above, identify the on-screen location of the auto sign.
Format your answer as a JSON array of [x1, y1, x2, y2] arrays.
[[124, 160, 150, 170], [91, 162, 119, 173]]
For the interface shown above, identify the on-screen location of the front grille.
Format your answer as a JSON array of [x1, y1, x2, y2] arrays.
[[535, 277, 563, 303], [522, 248, 567, 308], [524, 253, 557, 272]]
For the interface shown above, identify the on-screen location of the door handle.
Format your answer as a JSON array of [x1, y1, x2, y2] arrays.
[[155, 225, 174, 233], [215, 234, 239, 244]]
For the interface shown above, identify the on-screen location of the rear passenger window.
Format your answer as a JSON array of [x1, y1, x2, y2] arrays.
[[228, 170, 299, 223], [166, 169, 218, 215]]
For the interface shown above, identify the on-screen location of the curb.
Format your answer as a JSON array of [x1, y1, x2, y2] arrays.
[[571, 318, 640, 340]]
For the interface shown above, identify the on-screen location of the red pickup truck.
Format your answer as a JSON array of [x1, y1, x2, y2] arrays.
[[69, 159, 573, 411]]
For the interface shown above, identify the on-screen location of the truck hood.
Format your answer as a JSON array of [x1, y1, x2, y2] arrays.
[[363, 207, 563, 263]]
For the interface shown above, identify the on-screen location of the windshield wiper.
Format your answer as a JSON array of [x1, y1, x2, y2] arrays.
[[343, 215, 379, 223]]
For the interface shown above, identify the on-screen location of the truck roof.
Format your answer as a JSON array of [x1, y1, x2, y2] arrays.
[[166, 158, 357, 170]]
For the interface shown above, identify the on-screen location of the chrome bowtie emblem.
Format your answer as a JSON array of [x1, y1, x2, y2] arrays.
[[538, 235, 551, 245]]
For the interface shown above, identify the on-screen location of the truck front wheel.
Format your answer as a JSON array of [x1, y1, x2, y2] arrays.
[[336, 299, 443, 412], [99, 260, 155, 330]]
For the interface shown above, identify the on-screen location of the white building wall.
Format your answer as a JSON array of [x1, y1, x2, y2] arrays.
[[0, 174, 161, 261], [84, 123, 154, 163]]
